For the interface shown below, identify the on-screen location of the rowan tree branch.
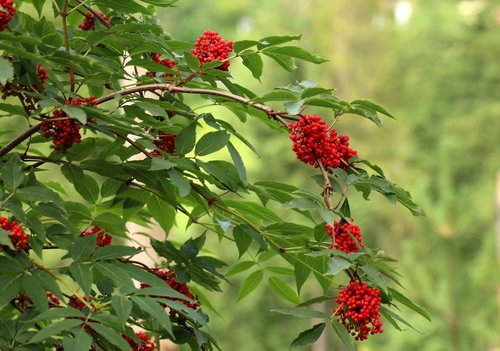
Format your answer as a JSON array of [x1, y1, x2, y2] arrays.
[[0, 124, 41, 158]]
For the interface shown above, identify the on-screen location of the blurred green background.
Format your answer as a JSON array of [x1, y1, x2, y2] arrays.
[[159, 0, 500, 350]]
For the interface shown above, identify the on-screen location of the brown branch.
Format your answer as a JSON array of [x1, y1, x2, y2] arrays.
[[317, 159, 333, 210], [61, 1, 75, 92], [93, 83, 290, 127], [0, 123, 41, 158], [74, 0, 112, 29]]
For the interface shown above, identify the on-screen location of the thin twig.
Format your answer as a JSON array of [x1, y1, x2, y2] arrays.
[[74, 0, 112, 29], [61, 1, 75, 92], [0, 124, 41, 158]]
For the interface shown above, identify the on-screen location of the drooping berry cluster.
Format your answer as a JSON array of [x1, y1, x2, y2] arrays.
[[82, 226, 112, 247], [123, 331, 157, 351], [152, 131, 176, 156], [334, 281, 383, 340], [46, 291, 60, 307], [192, 30, 233, 71], [288, 114, 357, 170], [68, 295, 93, 310], [0, 0, 15, 32], [0, 216, 29, 251], [140, 268, 200, 317], [148, 53, 176, 78], [36, 64, 48, 91], [14, 291, 60, 311], [326, 219, 364, 253], [79, 12, 110, 31], [40, 96, 97, 153]]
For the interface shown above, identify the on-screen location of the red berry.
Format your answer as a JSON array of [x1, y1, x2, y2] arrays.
[[40, 97, 96, 153], [0, 216, 29, 251], [326, 218, 364, 253], [140, 268, 200, 318], [123, 331, 157, 351], [36, 64, 48, 91], [79, 12, 110, 31], [192, 30, 233, 71], [68, 295, 93, 310], [82, 226, 112, 247], [288, 114, 357, 171], [148, 52, 176, 78], [0, 0, 15, 32], [334, 281, 383, 341], [152, 131, 176, 155]]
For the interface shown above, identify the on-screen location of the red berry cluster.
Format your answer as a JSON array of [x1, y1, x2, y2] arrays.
[[152, 131, 176, 156], [37, 64, 48, 91], [192, 30, 233, 71], [148, 53, 176, 78], [0, 0, 15, 32], [326, 219, 364, 253], [123, 331, 157, 351], [82, 226, 112, 247], [334, 281, 383, 340], [46, 291, 60, 307], [288, 114, 357, 171], [140, 268, 200, 317], [68, 295, 93, 310], [79, 12, 110, 31], [40, 97, 96, 153], [14, 291, 60, 311], [0, 216, 29, 251]]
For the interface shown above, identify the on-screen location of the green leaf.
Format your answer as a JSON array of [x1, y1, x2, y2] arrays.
[[111, 295, 132, 326], [63, 326, 93, 351], [235, 223, 267, 251], [147, 195, 176, 234], [61, 106, 87, 124], [74, 174, 99, 204], [0, 274, 20, 308], [257, 89, 298, 102], [388, 287, 431, 321], [233, 40, 258, 53], [272, 308, 327, 318], [294, 254, 312, 293], [262, 52, 297, 71], [233, 225, 252, 258], [225, 261, 256, 277], [92, 245, 141, 261], [95, 262, 134, 287], [69, 262, 93, 295], [0, 57, 14, 85], [264, 223, 312, 236], [29, 319, 82, 343], [257, 35, 302, 49], [32, 307, 85, 321], [195, 131, 230, 156], [268, 277, 301, 304], [223, 200, 281, 222], [130, 296, 172, 335], [175, 122, 197, 154], [227, 142, 247, 181], [360, 266, 388, 293], [71, 234, 96, 262], [237, 270, 264, 301], [87, 323, 133, 351], [331, 320, 355, 351], [264, 46, 327, 64], [241, 52, 263, 80], [17, 186, 59, 203], [93, 213, 127, 235], [184, 51, 201, 70], [1, 154, 24, 190], [33, 0, 46, 17], [94, 0, 149, 13], [284, 100, 305, 115], [326, 257, 351, 276], [168, 169, 191, 197], [289, 323, 326, 349], [150, 158, 174, 171], [0, 229, 15, 249]]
